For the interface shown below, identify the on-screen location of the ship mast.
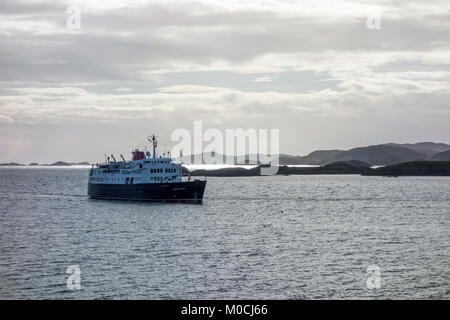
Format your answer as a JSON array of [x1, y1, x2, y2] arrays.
[[148, 134, 158, 158]]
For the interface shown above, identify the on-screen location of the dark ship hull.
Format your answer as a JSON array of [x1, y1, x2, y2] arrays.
[[88, 180, 207, 203]]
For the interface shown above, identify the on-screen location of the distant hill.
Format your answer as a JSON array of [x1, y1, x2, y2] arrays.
[[290, 150, 345, 165], [1, 161, 91, 167], [0, 162, 25, 166], [331, 144, 426, 165], [388, 142, 450, 154], [189, 166, 260, 177], [38, 161, 90, 166], [431, 150, 450, 161], [326, 160, 371, 168], [179, 142, 449, 166], [362, 161, 450, 176], [42, 161, 72, 166], [387, 142, 450, 158], [286, 142, 450, 165]]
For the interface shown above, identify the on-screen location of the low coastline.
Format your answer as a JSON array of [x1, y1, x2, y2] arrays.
[[2, 161, 449, 176], [187, 161, 450, 177]]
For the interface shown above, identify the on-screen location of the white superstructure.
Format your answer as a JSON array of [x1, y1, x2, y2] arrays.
[[88, 135, 186, 185]]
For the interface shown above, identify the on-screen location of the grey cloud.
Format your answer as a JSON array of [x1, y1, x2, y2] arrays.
[[0, 0, 65, 15], [0, 1, 449, 85], [0, 0, 449, 162]]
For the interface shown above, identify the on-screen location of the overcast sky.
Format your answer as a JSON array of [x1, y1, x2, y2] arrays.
[[0, 0, 449, 163]]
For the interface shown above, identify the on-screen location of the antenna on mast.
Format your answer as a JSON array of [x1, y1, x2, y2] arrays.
[[148, 134, 158, 159]]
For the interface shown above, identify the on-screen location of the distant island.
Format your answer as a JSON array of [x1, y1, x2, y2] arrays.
[[187, 161, 450, 177], [0, 161, 91, 167], [2, 159, 449, 176], [0, 162, 25, 166], [1, 141, 449, 174], [362, 161, 450, 176], [180, 142, 450, 166]]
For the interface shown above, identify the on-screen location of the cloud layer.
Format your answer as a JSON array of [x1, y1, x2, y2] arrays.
[[0, 0, 449, 162]]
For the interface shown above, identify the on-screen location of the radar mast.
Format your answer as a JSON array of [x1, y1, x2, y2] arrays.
[[148, 134, 158, 159]]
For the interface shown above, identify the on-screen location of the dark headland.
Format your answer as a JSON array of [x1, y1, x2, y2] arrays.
[[0, 162, 25, 166], [362, 161, 450, 176], [187, 161, 450, 177]]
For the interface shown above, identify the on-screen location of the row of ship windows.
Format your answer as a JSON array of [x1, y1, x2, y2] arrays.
[[90, 177, 142, 182], [144, 160, 170, 164], [92, 168, 178, 175], [151, 168, 178, 173], [90, 176, 177, 182]]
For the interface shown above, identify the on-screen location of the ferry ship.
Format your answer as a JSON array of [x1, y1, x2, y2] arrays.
[[87, 135, 206, 203]]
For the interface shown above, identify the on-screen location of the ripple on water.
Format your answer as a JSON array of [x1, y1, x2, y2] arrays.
[[0, 170, 449, 299]]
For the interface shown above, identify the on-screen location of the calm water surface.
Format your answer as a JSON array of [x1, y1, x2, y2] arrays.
[[0, 168, 449, 299]]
